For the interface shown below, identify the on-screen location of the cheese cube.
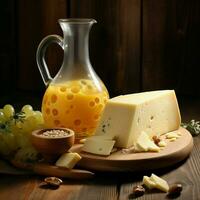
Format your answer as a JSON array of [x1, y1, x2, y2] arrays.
[[82, 139, 115, 156], [94, 90, 181, 148], [55, 152, 81, 169], [150, 173, 169, 192]]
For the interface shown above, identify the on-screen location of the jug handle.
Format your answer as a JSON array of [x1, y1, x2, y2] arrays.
[[36, 35, 63, 86]]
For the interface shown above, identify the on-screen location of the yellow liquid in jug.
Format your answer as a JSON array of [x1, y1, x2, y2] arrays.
[[42, 79, 109, 140]]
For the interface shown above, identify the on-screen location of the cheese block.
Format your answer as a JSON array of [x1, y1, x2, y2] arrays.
[[135, 131, 160, 152], [55, 152, 81, 169], [82, 139, 115, 156], [94, 90, 181, 148]]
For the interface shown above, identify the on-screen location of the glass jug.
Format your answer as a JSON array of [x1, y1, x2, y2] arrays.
[[36, 19, 109, 142]]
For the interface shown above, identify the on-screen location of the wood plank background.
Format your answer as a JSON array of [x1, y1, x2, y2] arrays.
[[0, 0, 200, 97]]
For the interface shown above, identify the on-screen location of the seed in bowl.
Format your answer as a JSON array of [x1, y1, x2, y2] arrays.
[[41, 130, 70, 138]]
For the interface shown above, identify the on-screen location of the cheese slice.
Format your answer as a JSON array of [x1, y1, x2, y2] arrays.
[[94, 90, 181, 148], [136, 131, 160, 152], [55, 152, 81, 169], [165, 132, 180, 139], [150, 173, 169, 192], [82, 139, 115, 156], [143, 176, 156, 189]]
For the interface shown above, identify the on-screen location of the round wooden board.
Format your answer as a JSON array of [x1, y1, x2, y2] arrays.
[[70, 127, 193, 172]]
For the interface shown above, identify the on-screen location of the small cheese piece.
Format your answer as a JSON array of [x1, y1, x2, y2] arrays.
[[136, 131, 160, 152], [169, 138, 177, 142], [143, 174, 169, 192], [55, 152, 81, 169], [177, 132, 182, 136], [94, 90, 181, 148], [166, 132, 179, 139], [142, 176, 156, 189], [82, 139, 115, 156], [150, 174, 169, 192], [158, 140, 167, 147]]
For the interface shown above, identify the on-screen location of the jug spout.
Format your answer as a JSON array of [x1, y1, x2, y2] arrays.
[[59, 19, 97, 67]]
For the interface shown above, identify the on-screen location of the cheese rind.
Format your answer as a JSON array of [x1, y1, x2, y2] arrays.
[[94, 90, 181, 148], [82, 139, 115, 156], [55, 152, 81, 169]]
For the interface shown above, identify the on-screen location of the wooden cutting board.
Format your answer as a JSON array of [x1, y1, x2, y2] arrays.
[[71, 127, 193, 172]]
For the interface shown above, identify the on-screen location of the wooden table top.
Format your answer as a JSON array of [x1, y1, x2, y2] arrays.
[[0, 96, 199, 200]]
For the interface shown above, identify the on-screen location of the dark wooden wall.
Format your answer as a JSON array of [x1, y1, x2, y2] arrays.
[[1, 0, 200, 97]]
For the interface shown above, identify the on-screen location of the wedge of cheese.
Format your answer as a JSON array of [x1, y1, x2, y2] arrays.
[[94, 90, 181, 148]]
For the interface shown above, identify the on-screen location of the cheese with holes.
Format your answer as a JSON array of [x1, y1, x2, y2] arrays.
[[56, 152, 81, 169], [94, 90, 181, 148], [82, 139, 115, 156]]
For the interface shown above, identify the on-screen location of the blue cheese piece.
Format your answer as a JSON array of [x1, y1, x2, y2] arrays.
[[82, 139, 115, 156], [94, 90, 181, 148]]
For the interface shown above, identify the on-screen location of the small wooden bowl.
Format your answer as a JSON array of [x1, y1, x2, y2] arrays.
[[31, 128, 74, 162]]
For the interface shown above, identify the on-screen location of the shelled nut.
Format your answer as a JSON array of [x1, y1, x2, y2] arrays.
[[168, 184, 183, 196], [132, 185, 145, 197]]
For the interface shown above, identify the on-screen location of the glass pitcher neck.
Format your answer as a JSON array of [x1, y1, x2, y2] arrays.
[[59, 19, 96, 66]]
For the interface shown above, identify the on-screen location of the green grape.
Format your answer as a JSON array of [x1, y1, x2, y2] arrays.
[[16, 133, 30, 148], [3, 104, 15, 119], [21, 116, 36, 133], [10, 122, 21, 134], [34, 111, 44, 124], [0, 111, 6, 123], [15, 121, 23, 129], [21, 105, 34, 117], [14, 146, 39, 162], [0, 138, 9, 156], [1, 133, 17, 153]]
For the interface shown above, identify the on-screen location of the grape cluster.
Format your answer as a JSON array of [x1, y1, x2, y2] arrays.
[[0, 104, 44, 162]]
